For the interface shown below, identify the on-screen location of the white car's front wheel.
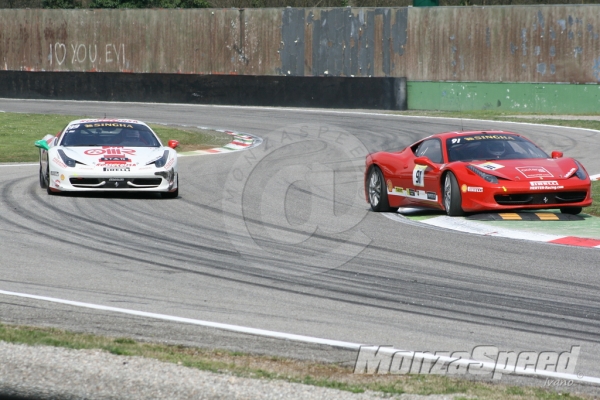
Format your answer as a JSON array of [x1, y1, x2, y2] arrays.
[[161, 176, 179, 199], [38, 164, 47, 189]]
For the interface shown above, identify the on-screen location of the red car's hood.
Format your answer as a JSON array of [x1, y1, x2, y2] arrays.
[[467, 158, 581, 181]]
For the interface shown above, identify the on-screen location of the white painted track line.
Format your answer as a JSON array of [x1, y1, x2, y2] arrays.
[[1, 289, 600, 385]]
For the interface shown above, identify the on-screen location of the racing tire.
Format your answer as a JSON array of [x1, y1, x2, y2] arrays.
[[443, 172, 464, 217], [560, 207, 582, 215], [367, 166, 397, 212], [39, 164, 47, 189], [161, 177, 179, 199], [45, 166, 57, 195]]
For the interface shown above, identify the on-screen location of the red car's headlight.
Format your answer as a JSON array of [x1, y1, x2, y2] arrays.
[[467, 165, 499, 184]]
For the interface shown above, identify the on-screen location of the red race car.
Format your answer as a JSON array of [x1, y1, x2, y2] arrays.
[[365, 131, 592, 216]]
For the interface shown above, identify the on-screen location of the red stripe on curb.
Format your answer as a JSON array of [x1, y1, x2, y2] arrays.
[[549, 236, 600, 248]]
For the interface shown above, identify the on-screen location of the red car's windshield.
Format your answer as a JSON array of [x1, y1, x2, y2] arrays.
[[446, 134, 549, 162]]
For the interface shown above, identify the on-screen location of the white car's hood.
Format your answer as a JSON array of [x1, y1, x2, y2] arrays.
[[61, 146, 167, 168]]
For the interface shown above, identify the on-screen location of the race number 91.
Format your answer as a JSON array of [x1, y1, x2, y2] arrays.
[[413, 165, 427, 187]]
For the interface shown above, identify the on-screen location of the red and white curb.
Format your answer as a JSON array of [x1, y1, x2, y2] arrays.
[[385, 213, 600, 249], [177, 129, 261, 157], [382, 171, 600, 249]]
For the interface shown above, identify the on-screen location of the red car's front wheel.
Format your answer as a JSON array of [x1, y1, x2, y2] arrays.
[[443, 172, 464, 217]]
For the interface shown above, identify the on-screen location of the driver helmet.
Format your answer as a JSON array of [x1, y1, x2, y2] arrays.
[[125, 130, 140, 139], [487, 141, 506, 157]]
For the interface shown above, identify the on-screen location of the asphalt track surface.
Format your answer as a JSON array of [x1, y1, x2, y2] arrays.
[[1, 99, 600, 390]]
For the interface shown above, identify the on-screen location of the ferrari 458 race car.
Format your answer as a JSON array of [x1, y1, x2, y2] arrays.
[[35, 119, 180, 198], [365, 130, 592, 216]]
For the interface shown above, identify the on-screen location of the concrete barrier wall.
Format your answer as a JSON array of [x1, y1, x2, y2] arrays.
[[2, 6, 600, 83], [1, 7, 599, 111]]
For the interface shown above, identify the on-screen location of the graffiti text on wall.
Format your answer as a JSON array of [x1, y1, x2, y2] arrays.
[[48, 43, 125, 67]]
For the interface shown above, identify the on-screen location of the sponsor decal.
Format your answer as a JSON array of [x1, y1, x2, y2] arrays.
[[502, 186, 507, 192], [104, 167, 130, 172], [388, 187, 438, 202], [531, 181, 559, 186], [84, 147, 136, 156], [461, 184, 467, 193], [387, 179, 393, 192], [52, 157, 67, 169], [83, 123, 134, 129], [100, 156, 132, 164], [516, 166, 553, 178], [476, 162, 505, 171], [50, 171, 59, 176], [96, 163, 136, 168], [164, 158, 175, 170], [60, 174, 65, 181], [109, 178, 125, 181], [53, 180, 60, 187], [530, 181, 564, 190], [564, 167, 577, 178], [467, 186, 483, 192], [463, 135, 515, 141], [413, 165, 427, 187]]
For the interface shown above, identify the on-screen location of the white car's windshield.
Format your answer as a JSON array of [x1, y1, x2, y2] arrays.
[[61, 122, 161, 147]]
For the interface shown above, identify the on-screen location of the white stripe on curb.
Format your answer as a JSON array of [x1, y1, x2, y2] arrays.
[[1, 288, 599, 384], [591, 173, 600, 181], [383, 213, 600, 249]]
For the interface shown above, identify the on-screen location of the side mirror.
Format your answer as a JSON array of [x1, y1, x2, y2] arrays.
[[34, 139, 50, 151], [168, 140, 179, 149], [414, 156, 439, 171], [551, 151, 563, 159]]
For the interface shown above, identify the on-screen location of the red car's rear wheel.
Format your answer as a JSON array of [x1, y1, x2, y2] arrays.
[[367, 166, 397, 212]]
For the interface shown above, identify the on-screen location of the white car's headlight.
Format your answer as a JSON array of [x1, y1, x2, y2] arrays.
[[153, 151, 170, 168], [58, 149, 78, 167]]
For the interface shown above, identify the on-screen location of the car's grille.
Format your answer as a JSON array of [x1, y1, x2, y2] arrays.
[[70, 178, 162, 188], [495, 191, 587, 205], [70, 178, 100, 185], [130, 178, 162, 186]]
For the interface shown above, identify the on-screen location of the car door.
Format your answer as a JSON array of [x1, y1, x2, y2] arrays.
[[401, 138, 444, 207]]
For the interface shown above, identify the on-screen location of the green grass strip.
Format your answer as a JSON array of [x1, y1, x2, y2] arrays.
[[0, 323, 592, 399]]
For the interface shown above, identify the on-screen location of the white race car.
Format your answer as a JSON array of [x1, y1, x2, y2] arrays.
[[35, 119, 179, 198]]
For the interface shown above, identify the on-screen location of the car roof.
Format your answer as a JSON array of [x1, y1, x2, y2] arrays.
[[429, 130, 523, 140], [68, 118, 150, 127]]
